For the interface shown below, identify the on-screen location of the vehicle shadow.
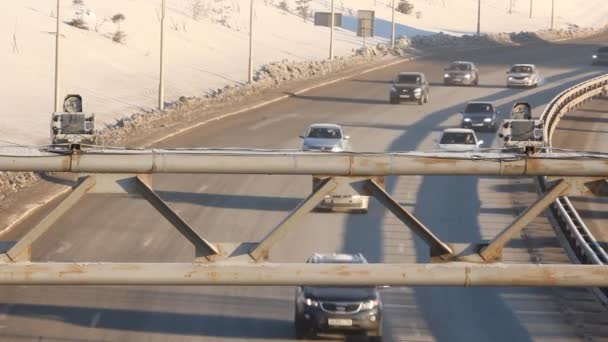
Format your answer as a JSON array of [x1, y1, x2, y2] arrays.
[[0, 303, 294, 339], [157, 190, 302, 211]]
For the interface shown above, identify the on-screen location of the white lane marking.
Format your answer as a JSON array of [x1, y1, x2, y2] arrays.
[[90, 311, 102, 327], [249, 113, 298, 131], [142, 236, 154, 248], [0, 304, 13, 321]]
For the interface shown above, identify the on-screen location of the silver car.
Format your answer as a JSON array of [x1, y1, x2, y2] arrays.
[[300, 123, 350, 152], [300, 124, 368, 213], [506, 64, 540, 88]]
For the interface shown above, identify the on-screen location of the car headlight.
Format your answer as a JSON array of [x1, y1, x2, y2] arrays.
[[508, 76, 514, 81], [484, 118, 492, 122], [414, 88, 422, 93], [523, 77, 530, 81], [464, 74, 471, 79], [463, 118, 471, 122], [361, 299, 379, 310], [593, 54, 598, 59], [305, 298, 319, 307], [331, 145, 343, 152], [443, 73, 450, 78]]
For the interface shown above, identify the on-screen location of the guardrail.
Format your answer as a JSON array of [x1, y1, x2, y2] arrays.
[[538, 73, 608, 305]]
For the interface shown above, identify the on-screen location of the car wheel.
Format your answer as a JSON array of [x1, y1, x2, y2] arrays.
[[418, 96, 424, 105], [389, 97, 398, 104], [474, 76, 479, 86]]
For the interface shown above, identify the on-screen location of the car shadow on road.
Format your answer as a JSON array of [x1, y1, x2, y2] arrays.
[[0, 303, 294, 339], [157, 190, 302, 212]]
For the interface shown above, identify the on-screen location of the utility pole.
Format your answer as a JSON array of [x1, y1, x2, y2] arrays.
[[54, 0, 61, 112], [158, 0, 166, 110], [248, 0, 254, 83], [329, 0, 334, 60], [529, 0, 533, 18], [476, 0, 481, 36], [550, 0, 554, 30], [391, 0, 396, 48]]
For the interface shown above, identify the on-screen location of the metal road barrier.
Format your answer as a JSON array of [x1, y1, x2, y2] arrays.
[[538, 73, 608, 304]]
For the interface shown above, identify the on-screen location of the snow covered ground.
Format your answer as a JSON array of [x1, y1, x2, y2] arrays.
[[2, 0, 607, 145]]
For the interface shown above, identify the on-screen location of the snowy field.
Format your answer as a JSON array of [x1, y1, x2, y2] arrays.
[[1, 0, 607, 145]]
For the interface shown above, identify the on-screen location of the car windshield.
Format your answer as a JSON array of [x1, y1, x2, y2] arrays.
[[306, 127, 342, 139], [395, 75, 421, 84], [447, 63, 470, 71], [464, 103, 493, 113], [511, 65, 533, 73], [598, 47, 608, 53], [440, 132, 476, 145]]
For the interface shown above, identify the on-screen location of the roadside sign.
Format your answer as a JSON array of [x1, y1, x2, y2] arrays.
[[357, 10, 375, 37], [314, 12, 342, 27]]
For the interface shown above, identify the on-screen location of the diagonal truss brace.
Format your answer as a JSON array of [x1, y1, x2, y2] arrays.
[[249, 177, 338, 261], [364, 179, 453, 258], [480, 179, 569, 261], [6, 176, 95, 261], [134, 176, 218, 260]]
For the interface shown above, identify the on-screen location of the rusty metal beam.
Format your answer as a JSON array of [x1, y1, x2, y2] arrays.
[[134, 176, 218, 259], [365, 179, 453, 258], [480, 179, 569, 261], [1, 150, 608, 177], [0, 262, 607, 286], [249, 177, 338, 261], [6, 176, 94, 261]]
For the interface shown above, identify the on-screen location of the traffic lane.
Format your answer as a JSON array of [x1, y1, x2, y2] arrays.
[[552, 96, 608, 249], [1, 38, 606, 341]]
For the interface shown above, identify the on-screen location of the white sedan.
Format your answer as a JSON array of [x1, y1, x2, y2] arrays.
[[438, 128, 484, 151]]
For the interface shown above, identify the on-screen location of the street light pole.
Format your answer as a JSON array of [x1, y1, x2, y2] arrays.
[[550, 0, 555, 30], [248, 0, 254, 83], [391, 0, 396, 48], [329, 0, 334, 60], [158, 0, 166, 110], [53, 0, 61, 112], [476, 0, 481, 36], [529, 0, 533, 18]]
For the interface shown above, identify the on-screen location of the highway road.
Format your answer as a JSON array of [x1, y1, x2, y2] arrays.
[[1, 33, 608, 341]]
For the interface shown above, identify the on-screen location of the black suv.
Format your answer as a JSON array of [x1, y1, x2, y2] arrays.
[[592, 46, 608, 65], [294, 253, 383, 341], [461, 101, 499, 131], [389, 72, 429, 105]]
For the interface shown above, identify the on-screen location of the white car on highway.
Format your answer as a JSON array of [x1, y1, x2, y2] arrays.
[[300, 123, 350, 152], [506, 64, 540, 88], [438, 128, 484, 151]]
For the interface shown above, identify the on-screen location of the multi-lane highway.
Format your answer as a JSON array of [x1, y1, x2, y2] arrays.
[[1, 33, 608, 341]]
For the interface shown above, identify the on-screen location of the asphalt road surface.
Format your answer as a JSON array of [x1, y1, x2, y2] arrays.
[[1, 34, 608, 341]]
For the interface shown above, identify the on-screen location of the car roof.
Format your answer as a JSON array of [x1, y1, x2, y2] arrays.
[[511, 64, 535, 68], [450, 61, 473, 65], [442, 128, 476, 134], [308, 253, 367, 264], [308, 123, 342, 129], [466, 101, 494, 105]]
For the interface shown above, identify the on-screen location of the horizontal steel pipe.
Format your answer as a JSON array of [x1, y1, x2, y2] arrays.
[[0, 151, 607, 176], [0, 262, 607, 286]]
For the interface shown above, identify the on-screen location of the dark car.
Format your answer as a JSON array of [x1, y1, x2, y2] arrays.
[[443, 61, 479, 86], [592, 46, 608, 65], [294, 253, 383, 341], [389, 72, 429, 105], [460, 101, 499, 131]]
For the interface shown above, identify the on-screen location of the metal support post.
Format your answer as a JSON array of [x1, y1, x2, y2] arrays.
[[529, 0, 533, 18], [480, 179, 569, 261], [248, 0, 254, 83], [53, 0, 61, 112], [390, 0, 396, 49], [550, 0, 554, 30], [158, 0, 166, 110], [476, 0, 481, 36], [134, 176, 218, 259], [249, 177, 338, 261], [365, 179, 453, 257], [1, 262, 608, 287], [6, 176, 94, 261], [329, 0, 334, 60]]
